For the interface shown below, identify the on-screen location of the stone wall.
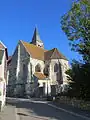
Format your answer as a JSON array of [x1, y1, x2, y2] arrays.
[[0, 51, 6, 111], [49, 59, 69, 85], [30, 58, 44, 74], [7, 40, 70, 98], [0, 50, 5, 78], [7, 41, 31, 97]]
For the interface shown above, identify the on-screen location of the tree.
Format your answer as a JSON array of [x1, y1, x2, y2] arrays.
[[61, 0, 90, 100], [61, 0, 90, 63], [66, 60, 90, 100]]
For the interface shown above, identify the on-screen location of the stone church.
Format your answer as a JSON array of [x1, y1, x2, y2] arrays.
[[7, 28, 69, 98]]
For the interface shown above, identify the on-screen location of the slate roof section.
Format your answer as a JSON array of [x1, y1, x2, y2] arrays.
[[32, 27, 42, 44], [21, 40, 68, 61], [34, 72, 46, 80]]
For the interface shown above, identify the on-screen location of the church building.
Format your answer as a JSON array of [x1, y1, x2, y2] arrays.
[[7, 28, 69, 98]]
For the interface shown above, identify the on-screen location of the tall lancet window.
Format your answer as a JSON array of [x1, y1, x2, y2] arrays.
[[44, 65, 49, 77], [22, 64, 27, 82], [54, 63, 59, 72], [35, 64, 41, 72], [54, 62, 63, 84]]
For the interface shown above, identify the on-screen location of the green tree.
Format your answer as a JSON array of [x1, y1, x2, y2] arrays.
[[61, 0, 90, 63], [61, 0, 90, 100], [66, 61, 90, 100]]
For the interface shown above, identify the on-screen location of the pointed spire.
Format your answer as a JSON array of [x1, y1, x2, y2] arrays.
[[32, 27, 41, 43], [31, 27, 44, 49]]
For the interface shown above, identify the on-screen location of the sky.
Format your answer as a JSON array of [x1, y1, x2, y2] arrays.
[[0, 0, 81, 62]]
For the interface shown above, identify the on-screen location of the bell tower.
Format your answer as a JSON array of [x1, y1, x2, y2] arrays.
[[31, 27, 44, 49]]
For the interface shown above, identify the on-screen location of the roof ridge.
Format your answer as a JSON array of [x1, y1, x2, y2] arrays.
[[0, 40, 7, 48], [19, 40, 68, 61], [21, 40, 45, 50], [44, 47, 68, 60], [50, 48, 56, 59], [53, 48, 68, 60], [57, 49, 68, 60]]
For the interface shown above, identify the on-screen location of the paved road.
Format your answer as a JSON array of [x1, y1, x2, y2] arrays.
[[2, 98, 90, 120]]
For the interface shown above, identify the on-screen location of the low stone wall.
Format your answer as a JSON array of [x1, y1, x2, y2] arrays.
[[55, 96, 90, 111]]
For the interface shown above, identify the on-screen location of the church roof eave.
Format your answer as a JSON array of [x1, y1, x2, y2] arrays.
[[44, 48, 68, 61], [19, 40, 68, 61]]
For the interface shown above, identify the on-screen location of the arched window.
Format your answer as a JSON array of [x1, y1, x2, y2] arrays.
[[56, 62, 63, 84], [44, 65, 49, 76], [35, 64, 41, 72], [54, 63, 59, 72]]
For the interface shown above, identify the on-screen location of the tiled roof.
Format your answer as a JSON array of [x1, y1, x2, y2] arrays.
[[44, 48, 67, 60], [21, 40, 46, 60], [21, 40, 68, 61], [34, 72, 46, 80]]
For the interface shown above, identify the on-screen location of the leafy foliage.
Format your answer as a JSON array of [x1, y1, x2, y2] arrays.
[[61, 0, 90, 63], [61, 0, 90, 100], [66, 61, 90, 100]]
